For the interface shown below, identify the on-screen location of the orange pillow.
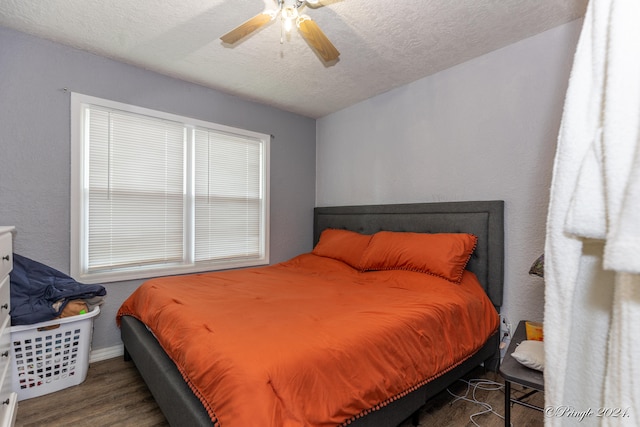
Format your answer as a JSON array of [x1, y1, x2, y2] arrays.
[[312, 229, 372, 269], [360, 231, 477, 283]]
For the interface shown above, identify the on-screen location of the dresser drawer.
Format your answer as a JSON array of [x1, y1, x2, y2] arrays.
[[0, 316, 10, 398], [0, 391, 17, 427], [0, 233, 11, 280], [0, 354, 14, 427], [0, 278, 8, 333], [0, 316, 12, 427]]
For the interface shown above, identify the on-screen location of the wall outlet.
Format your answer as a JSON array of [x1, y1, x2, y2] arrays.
[[499, 314, 512, 359], [500, 314, 512, 338]]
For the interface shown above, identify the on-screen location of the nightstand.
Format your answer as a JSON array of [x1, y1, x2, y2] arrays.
[[499, 320, 544, 426]]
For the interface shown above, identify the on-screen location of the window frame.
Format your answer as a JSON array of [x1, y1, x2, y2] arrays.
[[70, 93, 270, 284]]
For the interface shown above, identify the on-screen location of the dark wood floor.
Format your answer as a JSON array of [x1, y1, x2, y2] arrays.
[[15, 357, 544, 426]]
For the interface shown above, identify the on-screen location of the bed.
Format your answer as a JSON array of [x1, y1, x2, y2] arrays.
[[118, 200, 504, 427]]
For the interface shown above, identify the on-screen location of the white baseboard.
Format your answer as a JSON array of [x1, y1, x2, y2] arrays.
[[90, 344, 124, 363]]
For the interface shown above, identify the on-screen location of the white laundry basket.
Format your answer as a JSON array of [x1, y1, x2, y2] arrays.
[[10, 306, 100, 401]]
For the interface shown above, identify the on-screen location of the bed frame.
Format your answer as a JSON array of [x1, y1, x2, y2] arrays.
[[120, 200, 504, 427]]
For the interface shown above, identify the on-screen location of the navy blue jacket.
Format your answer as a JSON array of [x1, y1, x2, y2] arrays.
[[10, 254, 106, 326]]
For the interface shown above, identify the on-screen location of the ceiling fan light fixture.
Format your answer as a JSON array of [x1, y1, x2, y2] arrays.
[[282, 7, 297, 33], [283, 18, 293, 32]]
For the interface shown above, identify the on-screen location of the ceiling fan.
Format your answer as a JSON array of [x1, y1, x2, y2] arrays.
[[220, 0, 340, 63]]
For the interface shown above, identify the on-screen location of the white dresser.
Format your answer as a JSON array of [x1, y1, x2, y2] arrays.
[[0, 227, 17, 427]]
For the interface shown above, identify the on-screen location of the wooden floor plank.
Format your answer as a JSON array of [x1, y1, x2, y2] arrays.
[[15, 358, 544, 426]]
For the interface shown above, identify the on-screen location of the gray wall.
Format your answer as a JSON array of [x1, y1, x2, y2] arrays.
[[316, 20, 583, 329], [0, 26, 316, 351], [1, 19, 583, 353]]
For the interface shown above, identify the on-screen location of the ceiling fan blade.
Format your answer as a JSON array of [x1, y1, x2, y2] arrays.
[[220, 13, 273, 44], [304, 0, 343, 10], [297, 18, 340, 62]]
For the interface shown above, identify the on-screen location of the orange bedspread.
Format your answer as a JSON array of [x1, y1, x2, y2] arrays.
[[117, 253, 498, 427]]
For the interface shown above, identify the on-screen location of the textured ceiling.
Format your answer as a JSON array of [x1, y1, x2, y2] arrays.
[[0, 0, 586, 118]]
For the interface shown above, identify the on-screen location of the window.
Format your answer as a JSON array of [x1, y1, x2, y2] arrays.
[[70, 93, 269, 283]]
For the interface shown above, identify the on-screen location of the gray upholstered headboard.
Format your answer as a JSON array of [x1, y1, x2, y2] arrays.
[[313, 200, 504, 309]]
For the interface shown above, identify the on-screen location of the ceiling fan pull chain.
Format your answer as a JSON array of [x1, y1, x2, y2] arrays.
[[279, 0, 285, 44], [280, 16, 284, 44]]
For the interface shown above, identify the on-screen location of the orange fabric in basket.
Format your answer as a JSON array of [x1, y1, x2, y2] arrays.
[[117, 254, 498, 427]]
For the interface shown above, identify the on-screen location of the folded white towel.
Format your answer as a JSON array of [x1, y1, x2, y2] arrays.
[[565, 127, 606, 240], [605, 165, 640, 273]]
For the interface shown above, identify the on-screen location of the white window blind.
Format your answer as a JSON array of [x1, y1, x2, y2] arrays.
[[87, 108, 185, 271], [71, 93, 270, 283], [194, 130, 263, 261]]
